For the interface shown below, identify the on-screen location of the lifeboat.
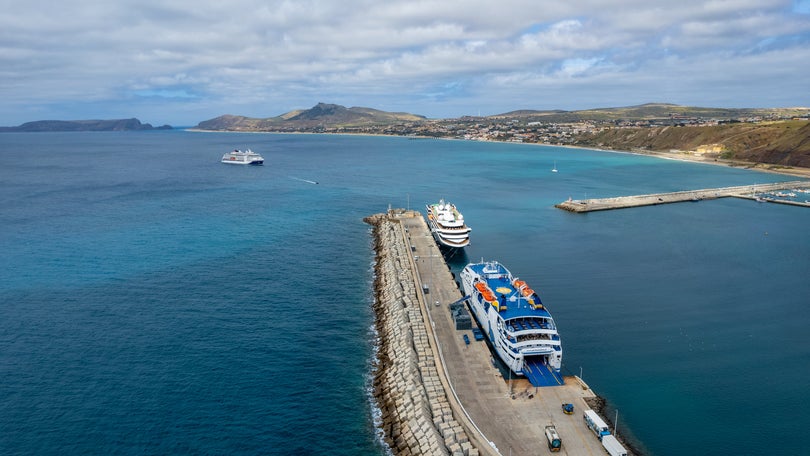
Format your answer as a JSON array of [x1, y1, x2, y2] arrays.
[[475, 282, 496, 302]]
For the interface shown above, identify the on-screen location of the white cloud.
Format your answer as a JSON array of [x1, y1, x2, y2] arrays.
[[0, 0, 808, 124]]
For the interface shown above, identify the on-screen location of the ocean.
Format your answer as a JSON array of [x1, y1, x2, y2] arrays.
[[1, 131, 808, 455]]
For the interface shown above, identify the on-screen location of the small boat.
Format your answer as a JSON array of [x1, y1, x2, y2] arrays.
[[221, 149, 264, 165], [551, 161, 558, 173]]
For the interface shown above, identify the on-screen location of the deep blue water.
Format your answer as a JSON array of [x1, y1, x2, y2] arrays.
[[1, 131, 808, 455]]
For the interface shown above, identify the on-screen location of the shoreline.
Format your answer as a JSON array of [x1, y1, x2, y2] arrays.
[[186, 128, 810, 179]]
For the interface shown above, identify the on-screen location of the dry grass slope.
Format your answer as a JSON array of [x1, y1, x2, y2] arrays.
[[575, 120, 810, 168]]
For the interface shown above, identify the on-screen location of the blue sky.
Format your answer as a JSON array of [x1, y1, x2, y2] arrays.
[[1, 0, 809, 125]]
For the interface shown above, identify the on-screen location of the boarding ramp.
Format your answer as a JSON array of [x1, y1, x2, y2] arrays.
[[523, 357, 563, 387]]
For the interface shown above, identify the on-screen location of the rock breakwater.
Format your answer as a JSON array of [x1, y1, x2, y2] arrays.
[[365, 211, 477, 456]]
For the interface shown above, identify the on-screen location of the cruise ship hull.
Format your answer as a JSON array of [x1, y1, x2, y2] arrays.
[[221, 160, 264, 165], [460, 261, 563, 387]]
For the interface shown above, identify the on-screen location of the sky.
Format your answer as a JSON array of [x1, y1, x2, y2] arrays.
[[1, 0, 810, 126]]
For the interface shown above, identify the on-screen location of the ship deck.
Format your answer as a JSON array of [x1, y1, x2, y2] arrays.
[[467, 262, 553, 320]]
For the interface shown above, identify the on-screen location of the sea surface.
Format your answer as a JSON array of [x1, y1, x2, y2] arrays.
[[1, 131, 808, 455]]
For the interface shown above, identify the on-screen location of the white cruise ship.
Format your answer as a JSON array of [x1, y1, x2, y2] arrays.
[[221, 149, 264, 165], [460, 260, 563, 387], [425, 199, 471, 249]]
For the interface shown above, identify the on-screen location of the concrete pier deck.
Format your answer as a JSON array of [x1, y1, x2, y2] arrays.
[[370, 210, 631, 455], [555, 180, 810, 213]]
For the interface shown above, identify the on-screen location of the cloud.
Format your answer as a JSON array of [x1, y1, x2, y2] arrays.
[[0, 0, 808, 124]]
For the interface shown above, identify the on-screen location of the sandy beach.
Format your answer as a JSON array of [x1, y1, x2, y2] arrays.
[[593, 146, 810, 179]]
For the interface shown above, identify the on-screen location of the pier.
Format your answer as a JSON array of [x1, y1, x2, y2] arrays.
[[555, 180, 810, 213], [367, 210, 633, 456]]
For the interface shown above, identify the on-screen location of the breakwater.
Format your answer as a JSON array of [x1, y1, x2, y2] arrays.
[[365, 211, 479, 456], [555, 180, 810, 212], [366, 209, 642, 456]]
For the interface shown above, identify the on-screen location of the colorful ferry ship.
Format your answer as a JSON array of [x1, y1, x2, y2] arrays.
[[425, 199, 471, 249], [460, 260, 563, 387]]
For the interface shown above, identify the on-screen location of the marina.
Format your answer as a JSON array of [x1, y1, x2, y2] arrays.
[[555, 180, 810, 213], [368, 209, 633, 456]]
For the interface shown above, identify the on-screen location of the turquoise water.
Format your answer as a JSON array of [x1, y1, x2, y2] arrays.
[[1, 131, 808, 455]]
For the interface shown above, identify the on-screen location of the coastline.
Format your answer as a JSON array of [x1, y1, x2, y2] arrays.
[[597, 146, 810, 179], [186, 127, 810, 179]]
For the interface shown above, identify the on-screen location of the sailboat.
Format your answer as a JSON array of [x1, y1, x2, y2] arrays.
[[551, 161, 558, 173]]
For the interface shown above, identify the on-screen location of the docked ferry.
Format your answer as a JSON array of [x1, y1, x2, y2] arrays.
[[460, 260, 563, 387], [425, 199, 471, 249], [221, 149, 264, 165]]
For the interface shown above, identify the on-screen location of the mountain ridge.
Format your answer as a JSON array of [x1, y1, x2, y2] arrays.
[[195, 102, 426, 131]]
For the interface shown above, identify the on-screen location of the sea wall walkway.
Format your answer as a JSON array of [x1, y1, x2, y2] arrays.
[[555, 180, 810, 213]]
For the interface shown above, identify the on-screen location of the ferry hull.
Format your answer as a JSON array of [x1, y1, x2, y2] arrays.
[[460, 261, 563, 387]]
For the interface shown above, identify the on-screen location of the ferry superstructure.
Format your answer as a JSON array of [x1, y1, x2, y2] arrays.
[[425, 199, 471, 249], [221, 149, 264, 165], [460, 260, 563, 387]]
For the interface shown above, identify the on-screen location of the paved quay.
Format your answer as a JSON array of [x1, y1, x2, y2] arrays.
[[555, 180, 810, 213], [367, 209, 630, 456]]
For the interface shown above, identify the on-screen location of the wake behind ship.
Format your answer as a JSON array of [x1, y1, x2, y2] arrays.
[[425, 199, 471, 249], [460, 260, 563, 387]]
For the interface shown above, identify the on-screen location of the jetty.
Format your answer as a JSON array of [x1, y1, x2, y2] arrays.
[[366, 210, 635, 456], [555, 180, 810, 213]]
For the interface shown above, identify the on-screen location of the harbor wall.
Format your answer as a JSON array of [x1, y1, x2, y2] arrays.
[[365, 212, 479, 456], [555, 180, 810, 212]]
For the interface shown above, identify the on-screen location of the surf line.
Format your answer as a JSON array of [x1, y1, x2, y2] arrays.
[[289, 176, 319, 185]]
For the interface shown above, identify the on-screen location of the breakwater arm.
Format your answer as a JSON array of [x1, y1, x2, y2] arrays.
[[366, 210, 640, 456], [556, 180, 810, 212], [365, 211, 484, 456]]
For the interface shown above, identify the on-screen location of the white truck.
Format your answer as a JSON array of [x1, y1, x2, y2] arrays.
[[583, 409, 611, 440], [544, 425, 561, 452], [601, 434, 628, 456]]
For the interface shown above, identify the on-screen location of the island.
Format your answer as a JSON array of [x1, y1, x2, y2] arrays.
[[0, 118, 172, 132]]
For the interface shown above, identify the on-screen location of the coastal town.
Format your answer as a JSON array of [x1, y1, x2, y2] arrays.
[[270, 108, 810, 146]]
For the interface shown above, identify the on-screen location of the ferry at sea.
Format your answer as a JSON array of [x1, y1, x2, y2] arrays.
[[460, 260, 563, 387], [425, 199, 471, 249], [221, 149, 264, 165]]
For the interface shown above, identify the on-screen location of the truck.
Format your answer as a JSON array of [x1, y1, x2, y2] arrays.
[[601, 434, 627, 456], [583, 409, 611, 440], [544, 425, 561, 452]]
